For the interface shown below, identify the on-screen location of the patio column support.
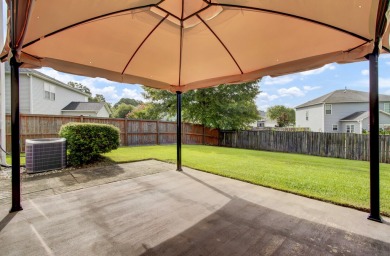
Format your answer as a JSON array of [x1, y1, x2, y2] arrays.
[[9, 52, 22, 213], [368, 42, 382, 222], [176, 91, 182, 172]]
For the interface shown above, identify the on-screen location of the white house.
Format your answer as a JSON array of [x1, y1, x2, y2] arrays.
[[62, 102, 111, 117], [295, 89, 390, 133], [5, 63, 90, 115], [251, 110, 277, 129]]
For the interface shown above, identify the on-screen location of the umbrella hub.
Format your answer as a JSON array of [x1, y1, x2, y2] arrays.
[[152, 0, 223, 28]]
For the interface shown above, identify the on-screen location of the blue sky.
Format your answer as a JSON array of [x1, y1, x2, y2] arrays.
[[38, 55, 390, 111], [256, 55, 390, 111]]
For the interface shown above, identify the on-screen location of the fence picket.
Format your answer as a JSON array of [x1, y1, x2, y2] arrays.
[[219, 130, 390, 163]]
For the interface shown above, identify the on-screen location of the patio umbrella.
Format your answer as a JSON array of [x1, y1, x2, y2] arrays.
[[2, 0, 389, 222]]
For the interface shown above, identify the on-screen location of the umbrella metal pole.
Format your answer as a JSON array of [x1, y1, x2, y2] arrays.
[[10, 53, 23, 212], [368, 43, 381, 222], [176, 91, 182, 172]]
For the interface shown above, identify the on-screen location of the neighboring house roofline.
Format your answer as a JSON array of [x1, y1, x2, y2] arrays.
[[62, 101, 111, 115], [339, 111, 368, 122], [5, 63, 90, 97], [103, 103, 112, 115], [379, 110, 390, 117], [339, 110, 390, 122], [295, 89, 390, 109]]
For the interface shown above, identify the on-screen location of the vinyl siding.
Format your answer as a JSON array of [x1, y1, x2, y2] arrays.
[[340, 122, 360, 133], [6, 73, 87, 115], [379, 113, 390, 129], [32, 76, 86, 115], [324, 103, 368, 133], [379, 102, 390, 113], [97, 107, 110, 118], [5, 73, 30, 114], [360, 113, 390, 132], [295, 104, 324, 132]]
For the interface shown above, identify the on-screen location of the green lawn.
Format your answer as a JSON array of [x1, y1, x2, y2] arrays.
[[104, 145, 390, 216], [5, 153, 25, 166]]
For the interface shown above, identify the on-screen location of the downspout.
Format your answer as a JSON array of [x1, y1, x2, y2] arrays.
[[28, 73, 33, 114]]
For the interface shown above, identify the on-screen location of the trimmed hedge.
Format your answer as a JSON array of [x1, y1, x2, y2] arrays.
[[59, 122, 120, 166]]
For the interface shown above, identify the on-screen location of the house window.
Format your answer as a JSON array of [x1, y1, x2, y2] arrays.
[[332, 124, 338, 131], [384, 103, 390, 113], [44, 83, 56, 101], [325, 104, 332, 115], [346, 124, 355, 133], [306, 111, 309, 121]]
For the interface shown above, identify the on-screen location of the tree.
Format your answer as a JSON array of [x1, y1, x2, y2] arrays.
[[67, 82, 108, 106], [112, 103, 134, 118], [113, 98, 142, 108], [126, 103, 160, 120], [89, 94, 106, 103], [267, 105, 295, 127], [142, 81, 260, 130], [67, 81, 92, 95]]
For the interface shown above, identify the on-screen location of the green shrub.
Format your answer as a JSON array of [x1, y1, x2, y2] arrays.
[[59, 122, 120, 166]]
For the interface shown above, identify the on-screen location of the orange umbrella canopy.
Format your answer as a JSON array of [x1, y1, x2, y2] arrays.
[[2, 0, 389, 92]]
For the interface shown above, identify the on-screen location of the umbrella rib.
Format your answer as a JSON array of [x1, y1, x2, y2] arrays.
[[154, 6, 181, 21], [197, 15, 243, 74], [178, 0, 185, 86], [210, 3, 370, 43], [22, 4, 157, 49], [121, 14, 169, 75]]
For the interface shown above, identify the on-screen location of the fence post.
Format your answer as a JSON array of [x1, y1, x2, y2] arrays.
[[80, 115, 84, 123], [156, 120, 160, 145], [202, 125, 205, 145], [124, 118, 128, 146]]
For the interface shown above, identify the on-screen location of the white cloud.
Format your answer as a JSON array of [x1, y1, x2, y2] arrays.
[[361, 69, 369, 75], [258, 92, 279, 101], [303, 85, 321, 91], [357, 77, 390, 89], [258, 104, 270, 111], [38, 68, 75, 83], [256, 92, 279, 111], [262, 75, 295, 85], [278, 87, 305, 97], [299, 64, 335, 76], [121, 88, 144, 101], [380, 78, 390, 88]]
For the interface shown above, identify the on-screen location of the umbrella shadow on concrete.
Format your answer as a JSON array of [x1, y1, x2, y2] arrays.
[[141, 196, 390, 256], [140, 172, 390, 256]]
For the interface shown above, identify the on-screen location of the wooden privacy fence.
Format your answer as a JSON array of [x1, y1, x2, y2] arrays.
[[219, 130, 390, 163], [4, 114, 219, 152]]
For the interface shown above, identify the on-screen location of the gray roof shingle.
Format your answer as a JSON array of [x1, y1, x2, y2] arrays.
[[62, 102, 105, 112], [340, 111, 368, 121], [296, 89, 390, 109]]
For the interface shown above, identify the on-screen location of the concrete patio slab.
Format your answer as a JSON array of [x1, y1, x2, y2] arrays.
[[0, 160, 389, 255]]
